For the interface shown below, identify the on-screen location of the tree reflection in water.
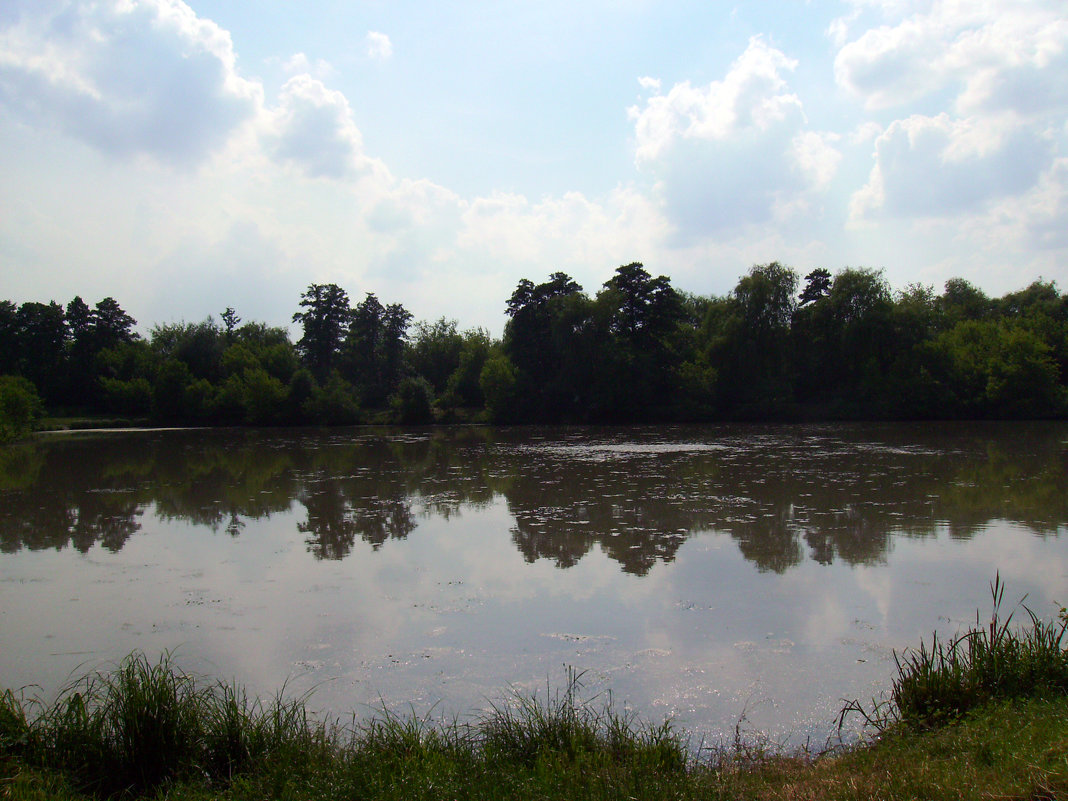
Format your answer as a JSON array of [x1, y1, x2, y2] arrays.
[[1, 423, 1065, 574]]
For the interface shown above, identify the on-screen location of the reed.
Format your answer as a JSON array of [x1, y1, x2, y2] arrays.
[[0, 653, 337, 797], [890, 574, 1068, 727], [477, 668, 685, 772]]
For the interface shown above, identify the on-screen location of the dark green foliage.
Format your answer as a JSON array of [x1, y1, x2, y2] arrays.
[[303, 372, 360, 425], [798, 267, 831, 306], [391, 376, 434, 424], [0, 375, 44, 442], [221, 307, 241, 338], [503, 272, 585, 420], [286, 368, 318, 423], [13, 301, 68, 404], [479, 352, 518, 422], [0, 300, 19, 376], [597, 263, 685, 420], [1, 266, 1066, 428], [343, 294, 412, 406], [442, 328, 491, 409], [151, 320, 225, 384], [219, 368, 288, 425], [407, 317, 464, 394], [293, 283, 351, 381], [928, 319, 1066, 417], [712, 263, 798, 416]]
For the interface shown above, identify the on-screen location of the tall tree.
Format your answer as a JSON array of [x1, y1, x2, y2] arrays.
[[597, 263, 684, 419], [707, 263, 797, 416], [92, 297, 137, 352], [503, 272, 585, 420], [15, 301, 67, 403], [0, 301, 18, 376], [293, 283, 351, 381], [221, 307, 241, 339], [408, 318, 464, 394], [343, 293, 412, 407], [381, 302, 412, 395], [798, 268, 831, 306]]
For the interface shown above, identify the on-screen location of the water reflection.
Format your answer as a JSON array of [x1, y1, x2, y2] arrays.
[[1, 424, 1066, 574]]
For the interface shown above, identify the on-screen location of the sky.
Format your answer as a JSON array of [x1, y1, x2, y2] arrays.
[[2, 0, 1067, 337]]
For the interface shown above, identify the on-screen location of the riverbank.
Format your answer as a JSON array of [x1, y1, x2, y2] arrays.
[[3, 692, 1066, 800]]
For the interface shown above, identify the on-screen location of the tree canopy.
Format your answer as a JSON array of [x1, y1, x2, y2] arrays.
[[1, 266, 1065, 430]]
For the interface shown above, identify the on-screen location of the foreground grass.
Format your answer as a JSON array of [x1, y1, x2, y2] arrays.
[[2, 582, 1066, 800], [4, 694, 1066, 800]]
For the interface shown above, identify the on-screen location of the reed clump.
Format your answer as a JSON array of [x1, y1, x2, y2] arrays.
[[0, 657, 685, 799], [0, 653, 336, 797], [890, 574, 1068, 728]]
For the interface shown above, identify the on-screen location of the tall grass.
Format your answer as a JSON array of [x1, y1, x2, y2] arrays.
[[890, 574, 1068, 727], [0, 652, 336, 797], [0, 657, 685, 799], [477, 668, 685, 772]]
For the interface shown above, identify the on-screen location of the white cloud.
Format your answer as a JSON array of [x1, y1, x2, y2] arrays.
[[970, 157, 1068, 252], [0, 0, 260, 166], [850, 112, 1053, 221], [836, 0, 1068, 242], [264, 74, 381, 181], [366, 31, 393, 61], [834, 1, 1068, 117], [282, 52, 335, 80], [628, 37, 839, 240], [791, 131, 842, 191], [630, 37, 801, 163]]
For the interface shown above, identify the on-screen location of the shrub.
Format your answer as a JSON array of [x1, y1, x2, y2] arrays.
[[0, 374, 44, 442], [391, 376, 434, 424]]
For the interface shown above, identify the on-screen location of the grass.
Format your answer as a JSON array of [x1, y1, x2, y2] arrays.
[[888, 574, 1068, 728], [2, 583, 1066, 800]]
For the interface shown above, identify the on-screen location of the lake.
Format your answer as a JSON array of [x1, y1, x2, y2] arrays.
[[1, 422, 1066, 747]]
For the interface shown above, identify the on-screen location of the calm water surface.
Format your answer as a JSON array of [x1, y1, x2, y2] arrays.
[[1, 423, 1066, 746]]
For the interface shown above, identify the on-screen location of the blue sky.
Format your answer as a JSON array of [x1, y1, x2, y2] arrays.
[[2, 0, 1066, 336]]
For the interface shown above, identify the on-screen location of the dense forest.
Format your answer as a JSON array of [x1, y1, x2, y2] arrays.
[[1, 262, 1067, 438]]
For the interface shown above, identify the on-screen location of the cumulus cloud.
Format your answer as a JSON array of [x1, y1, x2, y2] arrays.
[[837, 2, 1067, 225], [265, 74, 380, 180], [282, 52, 335, 80], [366, 31, 393, 61], [0, 0, 260, 166], [850, 113, 1052, 220], [628, 37, 839, 240], [834, 0, 1068, 117]]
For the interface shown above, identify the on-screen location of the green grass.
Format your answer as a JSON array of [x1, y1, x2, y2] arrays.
[[888, 574, 1068, 728], [2, 584, 1066, 800]]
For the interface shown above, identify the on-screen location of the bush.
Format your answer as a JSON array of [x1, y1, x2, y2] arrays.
[[0, 375, 44, 442], [391, 376, 434, 424], [303, 372, 360, 425]]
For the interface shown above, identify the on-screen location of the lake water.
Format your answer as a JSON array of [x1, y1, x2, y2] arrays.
[[1, 423, 1066, 747]]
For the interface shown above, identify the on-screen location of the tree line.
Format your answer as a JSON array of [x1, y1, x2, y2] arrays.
[[1, 262, 1066, 436]]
